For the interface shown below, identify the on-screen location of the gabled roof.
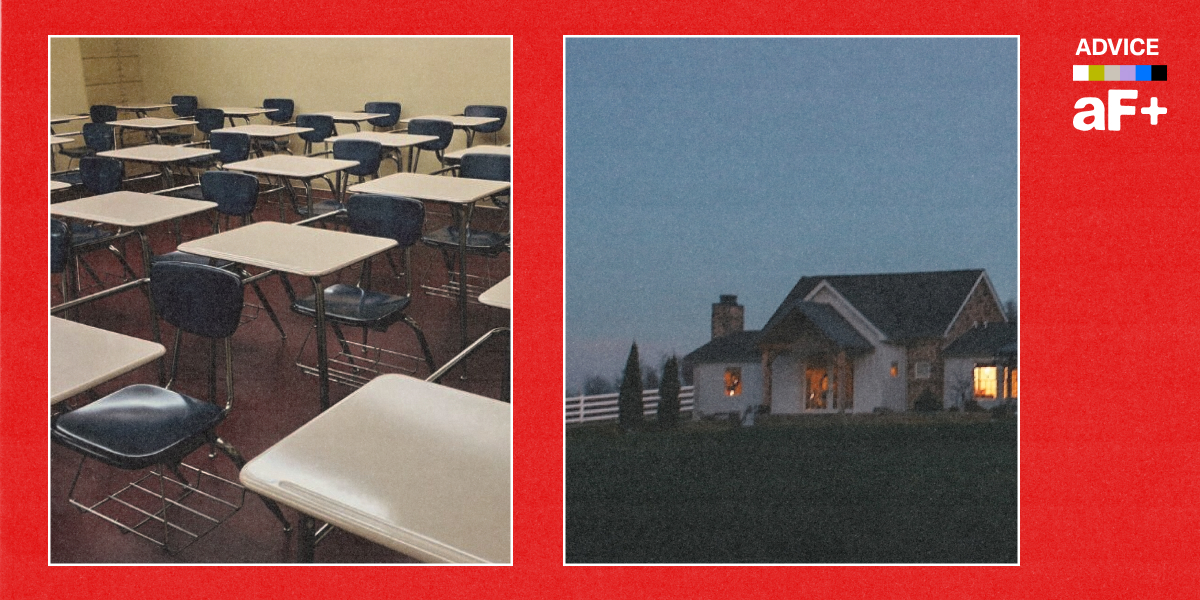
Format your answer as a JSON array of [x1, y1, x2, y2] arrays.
[[765, 269, 986, 341], [943, 322, 1018, 357], [684, 330, 762, 364], [759, 301, 873, 352]]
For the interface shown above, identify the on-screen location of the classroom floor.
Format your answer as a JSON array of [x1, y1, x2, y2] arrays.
[[49, 177, 511, 563]]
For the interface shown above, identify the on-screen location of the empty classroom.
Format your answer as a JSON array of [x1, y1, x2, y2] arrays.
[[49, 36, 512, 563]]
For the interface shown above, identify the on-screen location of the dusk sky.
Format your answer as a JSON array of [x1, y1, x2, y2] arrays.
[[564, 37, 1019, 393]]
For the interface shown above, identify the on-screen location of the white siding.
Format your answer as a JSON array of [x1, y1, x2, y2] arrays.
[[693, 362, 763, 418], [944, 357, 977, 409], [769, 353, 803, 415]]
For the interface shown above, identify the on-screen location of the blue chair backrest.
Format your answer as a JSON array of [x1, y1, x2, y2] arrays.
[[460, 153, 511, 183], [296, 114, 335, 143], [150, 261, 245, 339], [333, 140, 383, 178], [209, 131, 251, 164], [89, 104, 117, 123], [463, 105, 507, 133], [79, 157, 124, 194], [407, 119, 453, 151], [82, 122, 115, 152], [201, 170, 259, 217], [347, 194, 425, 248], [171, 95, 198, 118], [262, 98, 294, 123], [51, 220, 71, 274], [364, 102, 401, 128], [194, 108, 226, 135]]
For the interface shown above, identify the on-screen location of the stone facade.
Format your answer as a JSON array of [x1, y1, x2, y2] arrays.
[[905, 339, 944, 408], [944, 278, 1007, 343]]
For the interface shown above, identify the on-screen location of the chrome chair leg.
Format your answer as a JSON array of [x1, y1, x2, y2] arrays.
[[212, 437, 291, 532]]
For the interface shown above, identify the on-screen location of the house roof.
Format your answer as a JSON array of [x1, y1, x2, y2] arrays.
[[684, 330, 762, 364], [759, 301, 873, 351], [765, 269, 987, 341], [943, 322, 1018, 357]]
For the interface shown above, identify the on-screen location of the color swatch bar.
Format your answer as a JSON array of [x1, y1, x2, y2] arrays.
[[1073, 65, 1166, 81]]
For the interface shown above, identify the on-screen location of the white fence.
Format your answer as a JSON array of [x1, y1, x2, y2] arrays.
[[564, 386, 695, 425]]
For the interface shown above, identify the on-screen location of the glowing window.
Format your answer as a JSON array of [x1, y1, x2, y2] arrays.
[[889, 362, 899, 377], [1004, 367, 1019, 398], [724, 367, 742, 396], [974, 365, 998, 398]]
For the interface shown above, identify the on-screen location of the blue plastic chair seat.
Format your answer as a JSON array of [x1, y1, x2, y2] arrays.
[[59, 146, 98, 159], [69, 223, 114, 246], [162, 185, 206, 201], [153, 251, 235, 269], [423, 226, 510, 255], [292, 284, 413, 332], [51, 384, 225, 470], [158, 131, 194, 145], [51, 171, 84, 187]]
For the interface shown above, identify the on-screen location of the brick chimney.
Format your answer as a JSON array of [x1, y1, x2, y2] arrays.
[[712, 295, 744, 340]]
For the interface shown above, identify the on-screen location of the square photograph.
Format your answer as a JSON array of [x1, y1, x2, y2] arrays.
[[49, 36, 512, 564], [564, 36, 1018, 564]]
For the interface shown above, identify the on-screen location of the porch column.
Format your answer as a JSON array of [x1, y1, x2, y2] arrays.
[[836, 351, 850, 411], [761, 349, 776, 411]]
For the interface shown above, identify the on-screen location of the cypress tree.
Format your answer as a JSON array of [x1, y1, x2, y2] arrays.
[[658, 355, 681, 429], [618, 342, 643, 431]]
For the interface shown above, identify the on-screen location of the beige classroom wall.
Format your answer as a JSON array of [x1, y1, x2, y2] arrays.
[[50, 38, 88, 116], [137, 36, 511, 147], [51, 36, 511, 178]]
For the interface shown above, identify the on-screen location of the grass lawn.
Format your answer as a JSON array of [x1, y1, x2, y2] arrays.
[[565, 414, 1017, 563]]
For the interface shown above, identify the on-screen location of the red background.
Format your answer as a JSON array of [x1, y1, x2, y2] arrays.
[[4, 1, 1199, 597]]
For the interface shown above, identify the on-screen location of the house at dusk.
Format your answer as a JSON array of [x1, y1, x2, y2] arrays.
[[684, 269, 1017, 417]]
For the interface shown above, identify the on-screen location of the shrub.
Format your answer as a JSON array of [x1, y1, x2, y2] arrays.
[[913, 389, 941, 412], [618, 342, 643, 432], [657, 356, 681, 429]]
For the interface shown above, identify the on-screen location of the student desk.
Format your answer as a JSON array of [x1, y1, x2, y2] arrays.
[[326, 131, 439, 172], [400, 115, 500, 147], [348, 173, 511, 348], [479, 275, 512, 310], [98, 144, 219, 188], [50, 191, 218, 276], [310, 111, 387, 133], [222, 154, 356, 220], [109, 117, 197, 146], [211, 124, 313, 157], [116, 103, 176, 118], [51, 135, 74, 170], [240, 373, 511, 563], [442, 145, 511, 164], [217, 107, 274, 126], [50, 180, 72, 192], [177, 222, 396, 410], [51, 317, 165, 405]]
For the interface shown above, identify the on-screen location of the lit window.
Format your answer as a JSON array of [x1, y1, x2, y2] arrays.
[[974, 365, 997, 398], [724, 367, 742, 396], [915, 361, 931, 379], [1004, 367, 1019, 398], [889, 362, 899, 377]]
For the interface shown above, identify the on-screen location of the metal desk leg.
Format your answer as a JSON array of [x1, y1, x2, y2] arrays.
[[136, 230, 165, 385], [302, 179, 315, 218], [298, 514, 317, 562], [455, 203, 475, 349], [158, 164, 175, 189], [311, 276, 330, 410]]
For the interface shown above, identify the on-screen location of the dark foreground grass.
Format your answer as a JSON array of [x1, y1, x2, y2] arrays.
[[565, 415, 1017, 563]]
